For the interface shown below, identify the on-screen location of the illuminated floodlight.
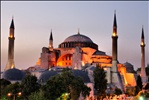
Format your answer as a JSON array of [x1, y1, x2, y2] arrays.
[[139, 96, 144, 100], [7, 93, 11, 97], [18, 92, 22, 96]]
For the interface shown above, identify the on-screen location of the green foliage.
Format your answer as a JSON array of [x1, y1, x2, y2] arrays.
[[81, 84, 91, 98], [135, 91, 149, 100], [21, 75, 40, 99], [28, 89, 46, 100], [4, 82, 22, 100], [114, 88, 122, 95], [5, 82, 21, 94], [0, 79, 11, 88], [135, 86, 141, 95], [0, 79, 11, 99], [93, 65, 107, 99], [136, 64, 149, 76], [137, 75, 142, 90], [42, 69, 91, 100], [136, 68, 141, 72], [126, 86, 136, 96], [145, 65, 149, 76], [57, 93, 70, 100]]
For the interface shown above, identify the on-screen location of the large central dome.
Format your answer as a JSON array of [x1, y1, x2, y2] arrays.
[[64, 34, 93, 43], [59, 33, 98, 49]]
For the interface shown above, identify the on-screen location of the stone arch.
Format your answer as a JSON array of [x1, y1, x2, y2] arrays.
[[57, 53, 73, 67]]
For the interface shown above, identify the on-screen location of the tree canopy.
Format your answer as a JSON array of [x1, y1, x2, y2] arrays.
[[21, 75, 40, 99], [93, 65, 107, 99], [0, 79, 11, 99], [42, 69, 91, 100], [137, 75, 142, 90]]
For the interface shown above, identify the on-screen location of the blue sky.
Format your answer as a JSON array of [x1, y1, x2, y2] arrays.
[[1, 1, 149, 71]]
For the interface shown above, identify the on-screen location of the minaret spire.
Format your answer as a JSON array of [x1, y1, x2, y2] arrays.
[[140, 26, 147, 84], [113, 10, 117, 27], [141, 26, 144, 39], [110, 11, 124, 91], [5, 18, 15, 70], [10, 17, 15, 29], [112, 11, 117, 37], [78, 28, 80, 35], [49, 29, 53, 51], [112, 11, 118, 62], [50, 29, 53, 40]]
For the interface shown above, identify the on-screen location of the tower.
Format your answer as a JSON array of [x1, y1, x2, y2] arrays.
[[49, 29, 53, 51], [5, 18, 15, 70], [111, 11, 123, 91], [112, 11, 118, 72], [140, 27, 147, 84]]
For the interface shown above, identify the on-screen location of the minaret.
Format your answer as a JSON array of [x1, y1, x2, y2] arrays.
[[78, 28, 80, 35], [5, 18, 15, 70], [140, 26, 147, 84], [112, 11, 118, 72], [111, 11, 123, 91], [49, 29, 53, 51]]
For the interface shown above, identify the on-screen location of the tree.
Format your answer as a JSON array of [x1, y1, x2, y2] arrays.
[[145, 65, 149, 76], [135, 86, 141, 96], [114, 88, 122, 95], [136, 64, 149, 77], [42, 69, 91, 100], [0, 79, 11, 99], [135, 91, 149, 100], [4, 82, 22, 100], [93, 65, 107, 99], [137, 75, 142, 90], [28, 89, 46, 100], [21, 75, 40, 99], [69, 76, 90, 100], [126, 86, 136, 96]]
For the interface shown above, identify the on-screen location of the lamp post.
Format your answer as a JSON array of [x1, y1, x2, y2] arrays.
[[7, 92, 21, 100]]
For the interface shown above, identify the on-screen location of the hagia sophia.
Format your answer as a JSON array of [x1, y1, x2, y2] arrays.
[[1, 12, 147, 99]]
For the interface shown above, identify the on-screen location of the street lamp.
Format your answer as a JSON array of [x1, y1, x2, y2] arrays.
[[139, 96, 144, 100], [7, 92, 22, 100]]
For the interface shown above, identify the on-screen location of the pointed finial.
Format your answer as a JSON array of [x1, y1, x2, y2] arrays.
[[78, 28, 80, 34], [113, 10, 117, 27], [10, 16, 15, 29], [142, 26, 144, 39], [114, 10, 116, 14], [50, 29, 53, 40]]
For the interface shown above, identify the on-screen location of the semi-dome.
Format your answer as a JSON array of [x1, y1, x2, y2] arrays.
[[39, 70, 57, 83], [124, 62, 135, 73], [72, 70, 90, 83], [59, 33, 98, 49], [2, 68, 25, 81], [64, 34, 93, 43]]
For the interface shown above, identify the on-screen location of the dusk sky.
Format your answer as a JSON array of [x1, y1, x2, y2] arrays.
[[1, 1, 149, 71]]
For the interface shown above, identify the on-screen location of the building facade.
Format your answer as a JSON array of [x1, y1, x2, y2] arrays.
[[34, 13, 137, 89]]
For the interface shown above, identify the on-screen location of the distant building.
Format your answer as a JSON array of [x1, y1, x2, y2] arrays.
[[2, 18, 25, 83], [31, 12, 137, 91], [3, 12, 140, 94]]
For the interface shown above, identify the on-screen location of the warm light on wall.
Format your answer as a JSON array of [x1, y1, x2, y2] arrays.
[[82, 61, 85, 66], [112, 32, 117, 37], [57, 62, 63, 66], [74, 65, 78, 70], [57, 54, 72, 67], [11, 64, 14, 69], [103, 68, 107, 71], [141, 42, 144, 46], [9, 35, 13, 38]]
